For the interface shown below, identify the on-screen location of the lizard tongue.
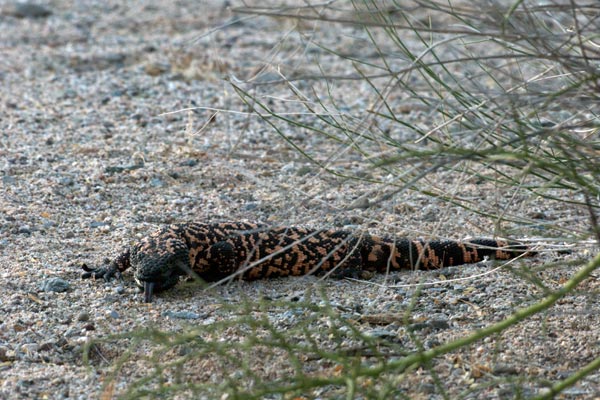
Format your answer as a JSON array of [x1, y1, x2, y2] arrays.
[[143, 282, 155, 303]]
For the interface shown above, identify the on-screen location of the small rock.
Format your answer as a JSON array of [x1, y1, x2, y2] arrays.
[[101, 294, 119, 303], [150, 178, 164, 187], [18, 225, 32, 235], [2, 175, 16, 185], [244, 202, 259, 211], [144, 61, 171, 76], [40, 277, 70, 293], [348, 196, 370, 210], [101, 53, 125, 65], [428, 319, 450, 330], [114, 285, 125, 295], [42, 220, 57, 229], [364, 328, 396, 339], [109, 310, 120, 319], [162, 310, 201, 320], [281, 310, 303, 320], [408, 322, 429, 332], [425, 287, 447, 293], [280, 162, 296, 174], [424, 338, 441, 348], [422, 207, 439, 221], [0, 346, 12, 361], [38, 341, 54, 352], [420, 383, 436, 394], [63, 327, 78, 337], [104, 166, 126, 174], [493, 363, 518, 375], [76, 311, 89, 322], [561, 387, 590, 396], [9, 2, 52, 19], [61, 89, 78, 100], [131, 153, 145, 167], [529, 211, 548, 220], [408, 318, 449, 332], [89, 221, 110, 228], [295, 165, 313, 176], [83, 323, 95, 331], [21, 343, 39, 354], [179, 159, 198, 167], [16, 379, 35, 389]]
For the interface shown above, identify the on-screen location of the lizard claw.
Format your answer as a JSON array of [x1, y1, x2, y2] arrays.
[[81, 263, 122, 282]]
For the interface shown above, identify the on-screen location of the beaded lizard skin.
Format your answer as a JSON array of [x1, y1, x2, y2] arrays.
[[81, 222, 531, 302]]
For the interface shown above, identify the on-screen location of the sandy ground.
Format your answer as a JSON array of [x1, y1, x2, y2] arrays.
[[1, 1, 599, 399]]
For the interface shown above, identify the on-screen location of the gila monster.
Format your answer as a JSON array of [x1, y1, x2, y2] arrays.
[[81, 222, 532, 302]]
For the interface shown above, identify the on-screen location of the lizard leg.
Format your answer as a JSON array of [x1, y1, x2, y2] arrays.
[[200, 240, 239, 281], [325, 238, 364, 279], [81, 249, 130, 281]]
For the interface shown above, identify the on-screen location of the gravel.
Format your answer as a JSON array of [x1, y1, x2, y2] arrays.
[[1, 0, 599, 399]]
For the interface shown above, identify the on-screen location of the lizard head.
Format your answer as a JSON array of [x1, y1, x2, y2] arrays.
[[130, 237, 190, 302]]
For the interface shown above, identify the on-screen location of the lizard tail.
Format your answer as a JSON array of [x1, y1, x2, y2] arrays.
[[360, 236, 532, 272]]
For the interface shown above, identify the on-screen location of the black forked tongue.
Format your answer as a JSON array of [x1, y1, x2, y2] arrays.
[[144, 282, 155, 303]]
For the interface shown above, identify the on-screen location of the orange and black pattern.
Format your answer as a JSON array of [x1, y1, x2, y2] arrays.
[[82, 222, 531, 302]]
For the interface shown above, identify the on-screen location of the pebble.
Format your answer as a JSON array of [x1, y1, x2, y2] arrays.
[[561, 387, 591, 396], [428, 319, 450, 330], [364, 328, 396, 339], [420, 383, 436, 394], [529, 211, 548, 220], [408, 322, 430, 331], [9, 2, 52, 18], [280, 162, 296, 174], [76, 311, 90, 322], [2, 175, 16, 185], [101, 53, 126, 65], [144, 61, 170, 76], [37, 341, 53, 352], [39, 278, 70, 293], [21, 343, 39, 354], [162, 310, 202, 320], [492, 363, 518, 375], [0, 346, 11, 361], [150, 178, 164, 187], [244, 202, 259, 211], [82, 323, 95, 331], [422, 207, 439, 222], [179, 159, 198, 167], [16, 379, 35, 389], [348, 196, 370, 210], [63, 327, 77, 337], [18, 225, 32, 235], [89, 221, 110, 228], [295, 165, 313, 176]]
